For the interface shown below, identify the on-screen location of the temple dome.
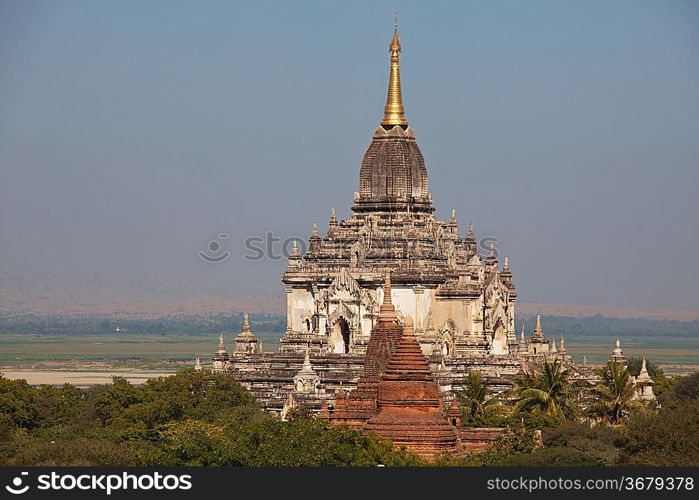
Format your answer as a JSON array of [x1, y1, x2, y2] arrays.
[[352, 19, 432, 214], [355, 126, 430, 210]]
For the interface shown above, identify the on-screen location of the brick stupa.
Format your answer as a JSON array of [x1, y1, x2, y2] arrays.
[[363, 316, 458, 458], [328, 277, 403, 429]]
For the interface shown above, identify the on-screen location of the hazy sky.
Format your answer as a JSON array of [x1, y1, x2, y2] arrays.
[[1, 0, 698, 309]]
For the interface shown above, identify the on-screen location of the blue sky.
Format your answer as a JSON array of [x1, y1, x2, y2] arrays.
[[1, 0, 698, 309]]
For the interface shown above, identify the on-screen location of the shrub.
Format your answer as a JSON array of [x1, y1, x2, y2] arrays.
[[671, 372, 699, 402], [621, 399, 699, 465], [543, 423, 624, 466], [8, 437, 141, 466]]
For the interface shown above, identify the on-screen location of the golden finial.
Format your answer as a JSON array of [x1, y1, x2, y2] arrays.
[[390, 12, 401, 52], [381, 13, 408, 128]]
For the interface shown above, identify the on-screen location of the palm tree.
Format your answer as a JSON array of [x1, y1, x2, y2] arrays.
[[456, 371, 489, 418], [587, 361, 644, 425], [512, 358, 580, 421]]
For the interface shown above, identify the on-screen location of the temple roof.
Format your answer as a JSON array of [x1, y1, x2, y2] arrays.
[[447, 395, 461, 418], [236, 312, 256, 340], [356, 125, 430, 211], [354, 19, 431, 213], [529, 313, 549, 344], [297, 347, 318, 376]]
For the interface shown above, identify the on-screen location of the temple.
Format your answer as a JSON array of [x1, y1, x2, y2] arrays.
[[207, 19, 601, 450], [280, 18, 518, 358]]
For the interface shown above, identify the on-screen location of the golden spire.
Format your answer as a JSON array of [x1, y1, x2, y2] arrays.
[[381, 13, 408, 128]]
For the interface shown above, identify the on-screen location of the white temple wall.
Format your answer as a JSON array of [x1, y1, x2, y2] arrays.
[[291, 288, 315, 333], [285, 280, 506, 356]]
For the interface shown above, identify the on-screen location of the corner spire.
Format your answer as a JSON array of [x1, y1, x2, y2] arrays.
[[383, 275, 392, 305], [378, 275, 398, 321], [218, 333, 225, 351], [242, 311, 250, 331], [237, 311, 256, 340], [303, 344, 312, 368], [637, 358, 652, 383], [381, 13, 408, 128], [403, 315, 415, 338]]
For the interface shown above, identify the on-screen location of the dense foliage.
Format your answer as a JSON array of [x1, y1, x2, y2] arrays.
[[447, 360, 699, 466], [511, 358, 581, 421], [0, 369, 418, 466], [587, 361, 646, 425]]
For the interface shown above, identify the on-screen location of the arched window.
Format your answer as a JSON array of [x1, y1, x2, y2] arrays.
[[331, 318, 351, 354]]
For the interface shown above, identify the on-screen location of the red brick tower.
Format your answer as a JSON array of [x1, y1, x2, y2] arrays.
[[330, 277, 403, 429], [363, 317, 458, 458]]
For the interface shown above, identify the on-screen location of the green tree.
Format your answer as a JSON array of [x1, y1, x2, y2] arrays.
[[139, 419, 233, 466], [0, 376, 42, 430], [92, 377, 146, 426], [7, 437, 141, 466], [671, 372, 699, 402], [139, 368, 258, 423], [511, 359, 580, 422], [457, 421, 538, 466], [587, 361, 644, 425], [626, 357, 663, 379], [543, 422, 625, 466], [455, 371, 490, 420], [621, 399, 699, 466], [91, 369, 261, 438], [224, 419, 423, 466], [35, 384, 87, 430]]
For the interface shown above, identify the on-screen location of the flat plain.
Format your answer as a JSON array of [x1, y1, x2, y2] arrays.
[[1, 332, 698, 384]]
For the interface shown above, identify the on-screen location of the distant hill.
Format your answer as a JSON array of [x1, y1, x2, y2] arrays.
[[516, 302, 699, 322], [0, 271, 284, 318], [1, 271, 697, 321]]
